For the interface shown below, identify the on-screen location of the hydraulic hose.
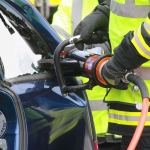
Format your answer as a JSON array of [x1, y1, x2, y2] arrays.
[[126, 73, 149, 150]]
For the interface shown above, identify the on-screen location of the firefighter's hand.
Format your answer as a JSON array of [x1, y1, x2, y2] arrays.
[[101, 56, 129, 90], [73, 5, 109, 50]]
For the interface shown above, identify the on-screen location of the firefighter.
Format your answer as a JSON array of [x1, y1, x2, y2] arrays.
[[51, 0, 122, 149], [74, 0, 150, 149]]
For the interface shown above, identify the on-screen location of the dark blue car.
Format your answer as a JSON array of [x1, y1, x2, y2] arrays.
[[0, 0, 98, 150]]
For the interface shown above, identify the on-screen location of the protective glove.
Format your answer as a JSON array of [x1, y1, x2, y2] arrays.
[[101, 56, 129, 90], [73, 5, 110, 50], [101, 31, 148, 90]]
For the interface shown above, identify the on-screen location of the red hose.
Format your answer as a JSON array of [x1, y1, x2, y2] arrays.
[[127, 98, 149, 150]]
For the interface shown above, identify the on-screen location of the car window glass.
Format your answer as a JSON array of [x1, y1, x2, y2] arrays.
[[0, 12, 41, 79]]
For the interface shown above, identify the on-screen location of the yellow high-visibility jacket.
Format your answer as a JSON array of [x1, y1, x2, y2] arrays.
[[105, 0, 150, 136]]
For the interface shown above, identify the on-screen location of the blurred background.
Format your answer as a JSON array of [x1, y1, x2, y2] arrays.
[[29, 0, 61, 23]]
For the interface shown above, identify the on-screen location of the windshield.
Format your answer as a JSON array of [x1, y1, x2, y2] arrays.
[[0, 12, 41, 79]]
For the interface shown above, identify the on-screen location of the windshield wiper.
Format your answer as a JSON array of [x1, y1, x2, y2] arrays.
[[0, 12, 15, 35]]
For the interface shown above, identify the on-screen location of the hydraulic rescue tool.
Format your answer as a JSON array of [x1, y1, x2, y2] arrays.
[[45, 35, 149, 150], [53, 35, 113, 95]]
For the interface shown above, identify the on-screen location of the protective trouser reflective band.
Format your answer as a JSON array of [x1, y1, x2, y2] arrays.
[[89, 100, 108, 111], [134, 67, 150, 80], [72, 0, 83, 32], [109, 109, 150, 126], [131, 24, 150, 59], [110, 0, 149, 18], [51, 25, 71, 39]]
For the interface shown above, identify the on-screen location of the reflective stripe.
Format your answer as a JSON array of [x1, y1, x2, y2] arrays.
[[72, 0, 83, 32], [131, 25, 150, 59], [89, 100, 108, 111], [134, 67, 150, 80], [110, 113, 141, 121], [109, 109, 150, 126], [144, 22, 150, 35], [51, 25, 71, 39], [109, 118, 150, 126], [144, 17, 150, 32], [110, 0, 149, 18]]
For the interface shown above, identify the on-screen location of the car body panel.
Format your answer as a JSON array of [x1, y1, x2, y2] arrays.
[[9, 74, 94, 150]]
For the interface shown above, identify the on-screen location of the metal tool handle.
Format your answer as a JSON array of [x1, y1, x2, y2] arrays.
[[54, 36, 92, 96]]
